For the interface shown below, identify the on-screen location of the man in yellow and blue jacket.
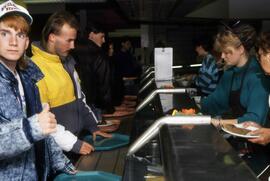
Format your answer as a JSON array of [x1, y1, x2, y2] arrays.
[[32, 11, 110, 157]]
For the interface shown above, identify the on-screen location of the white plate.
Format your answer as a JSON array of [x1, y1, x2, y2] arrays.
[[221, 124, 260, 139], [97, 122, 114, 127]]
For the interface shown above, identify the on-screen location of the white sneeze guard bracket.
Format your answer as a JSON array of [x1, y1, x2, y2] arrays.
[[127, 115, 211, 156], [140, 71, 155, 84], [136, 88, 197, 112], [142, 66, 154, 77], [139, 78, 155, 94]]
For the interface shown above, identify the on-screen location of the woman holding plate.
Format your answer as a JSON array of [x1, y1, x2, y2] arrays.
[[203, 23, 269, 127], [202, 23, 270, 174]]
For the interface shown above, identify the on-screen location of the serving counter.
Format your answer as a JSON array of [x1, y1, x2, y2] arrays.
[[75, 78, 262, 181], [160, 125, 258, 181], [123, 80, 260, 181]]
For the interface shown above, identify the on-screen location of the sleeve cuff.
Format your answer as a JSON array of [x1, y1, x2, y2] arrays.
[[62, 160, 76, 175], [51, 124, 77, 152], [25, 114, 45, 142], [89, 125, 99, 133], [22, 118, 34, 143], [71, 139, 83, 154]]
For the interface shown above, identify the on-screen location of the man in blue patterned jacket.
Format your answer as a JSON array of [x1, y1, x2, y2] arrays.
[[194, 36, 220, 96], [0, 1, 76, 180]]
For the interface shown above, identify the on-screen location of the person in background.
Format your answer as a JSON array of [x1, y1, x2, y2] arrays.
[[193, 36, 220, 96], [179, 36, 219, 96], [31, 11, 110, 160], [114, 36, 142, 96], [114, 36, 141, 78], [107, 40, 124, 107], [106, 40, 136, 112], [0, 1, 75, 180], [73, 23, 133, 118]]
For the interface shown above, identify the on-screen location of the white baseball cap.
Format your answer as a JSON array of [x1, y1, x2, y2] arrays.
[[0, 0, 33, 25]]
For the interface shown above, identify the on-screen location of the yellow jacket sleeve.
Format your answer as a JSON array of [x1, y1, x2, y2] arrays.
[[36, 78, 49, 104]]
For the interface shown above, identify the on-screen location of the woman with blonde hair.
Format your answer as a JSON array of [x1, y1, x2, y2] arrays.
[[202, 24, 269, 126], [202, 23, 270, 174]]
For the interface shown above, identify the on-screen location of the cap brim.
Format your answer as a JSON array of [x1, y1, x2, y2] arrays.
[[3, 11, 33, 25]]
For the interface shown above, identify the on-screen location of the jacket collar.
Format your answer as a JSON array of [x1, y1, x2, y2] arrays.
[[87, 39, 102, 53], [230, 56, 256, 73], [31, 41, 62, 64], [0, 57, 43, 84], [0, 61, 16, 82], [20, 57, 44, 83]]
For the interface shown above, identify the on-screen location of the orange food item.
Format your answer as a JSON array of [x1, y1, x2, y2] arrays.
[[181, 108, 196, 115], [161, 84, 174, 89]]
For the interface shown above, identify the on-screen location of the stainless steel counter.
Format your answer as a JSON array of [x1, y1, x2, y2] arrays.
[[160, 125, 259, 181]]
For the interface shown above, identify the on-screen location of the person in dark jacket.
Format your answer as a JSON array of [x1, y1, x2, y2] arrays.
[[114, 36, 142, 78], [75, 24, 114, 114], [105, 40, 136, 113], [114, 36, 142, 96], [106, 40, 124, 107], [74, 23, 133, 118]]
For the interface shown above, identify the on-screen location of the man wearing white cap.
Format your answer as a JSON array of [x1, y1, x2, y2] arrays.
[[0, 0, 76, 180]]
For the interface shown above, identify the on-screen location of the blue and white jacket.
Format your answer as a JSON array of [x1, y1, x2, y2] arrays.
[[0, 59, 75, 181], [195, 53, 219, 95]]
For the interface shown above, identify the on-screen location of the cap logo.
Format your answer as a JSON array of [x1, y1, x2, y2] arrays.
[[2, 2, 19, 12], [0, 0, 33, 24]]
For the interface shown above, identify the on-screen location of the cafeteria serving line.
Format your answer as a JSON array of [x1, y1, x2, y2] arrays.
[[120, 71, 261, 180], [71, 60, 265, 181], [3, 0, 270, 180], [52, 43, 270, 180]]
